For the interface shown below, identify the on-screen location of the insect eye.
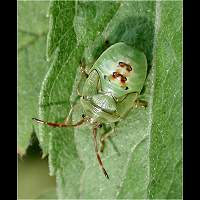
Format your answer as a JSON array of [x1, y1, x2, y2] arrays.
[[125, 86, 129, 90], [82, 114, 86, 118], [104, 75, 107, 79]]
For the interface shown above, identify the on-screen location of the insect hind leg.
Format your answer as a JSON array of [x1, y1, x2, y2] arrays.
[[92, 127, 109, 179], [100, 124, 116, 153]]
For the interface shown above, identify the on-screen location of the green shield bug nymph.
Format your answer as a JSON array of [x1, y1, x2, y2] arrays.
[[33, 42, 148, 179]]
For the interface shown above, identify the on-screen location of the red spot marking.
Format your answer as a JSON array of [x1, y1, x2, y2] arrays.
[[119, 62, 126, 67], [112, 72, 118, 78], [111, 71, 128, 85], [112, 72, 121, 80], [126, 65, 132, 72], [121, 76, 127, 84], [119, 62, 132, 72]]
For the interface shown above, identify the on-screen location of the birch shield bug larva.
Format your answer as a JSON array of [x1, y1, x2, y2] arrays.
[[33, 42, 148, 179]]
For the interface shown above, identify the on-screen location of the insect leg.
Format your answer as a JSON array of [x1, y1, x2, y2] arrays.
[[92, 127, 109, 179], [80, 59, 89, 78], [64, 61, 91, 124], [100, 124, 116, 153], [32, 117, 85, 128], [77, 60, 89, 96], [116, 93, 138, 118], [64, 95, 81, 125]]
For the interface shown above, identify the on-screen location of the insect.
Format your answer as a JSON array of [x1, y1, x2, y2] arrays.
[[33, 42, 148, 179]]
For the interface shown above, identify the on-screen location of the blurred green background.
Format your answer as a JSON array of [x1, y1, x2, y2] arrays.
[[18, 1, 56, 199], [18, 135, 56, 199]]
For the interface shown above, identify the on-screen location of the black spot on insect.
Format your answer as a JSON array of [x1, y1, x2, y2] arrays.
[[105, 40, 109, 45], [82, 114, 86, 118], [125, 86, 129, 90], [104, 40, 110, 50], [98, 124, 102, 128]]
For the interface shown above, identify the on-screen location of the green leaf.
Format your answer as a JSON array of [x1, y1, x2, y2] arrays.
[[18, 1, 49, 155], [148, 1, 182, 199], [38, 1, 182, 199]]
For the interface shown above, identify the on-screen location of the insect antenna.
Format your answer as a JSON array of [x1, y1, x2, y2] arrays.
[[92, 127, 109, 179], [32, 117, 85, 128]]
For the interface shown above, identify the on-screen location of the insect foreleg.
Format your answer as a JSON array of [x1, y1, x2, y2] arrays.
[[64, 95, 81, 125], [76, 60, 90, 96]]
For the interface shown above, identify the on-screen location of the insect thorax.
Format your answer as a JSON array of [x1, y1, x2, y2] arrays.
[[80, 95, 120, 123]]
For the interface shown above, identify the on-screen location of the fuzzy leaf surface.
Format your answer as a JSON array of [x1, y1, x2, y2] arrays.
[[18, 1, 49, 155]]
